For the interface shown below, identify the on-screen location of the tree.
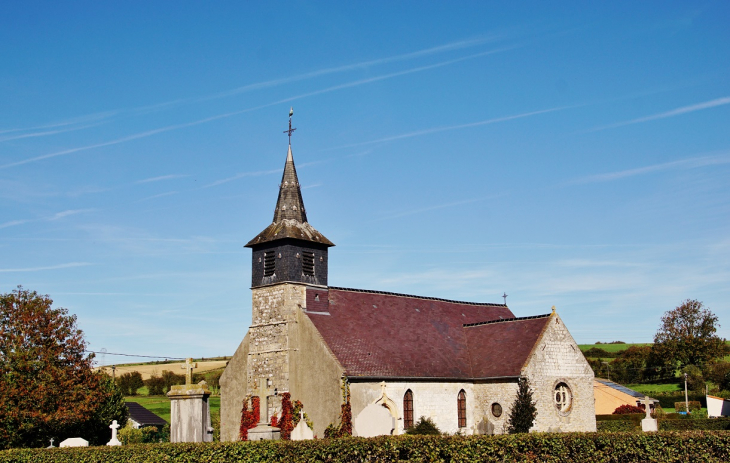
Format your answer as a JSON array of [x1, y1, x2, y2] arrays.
[[653, 299, 729, 371], [0, 287, 128, 448], [404, 416, 441, 435], [506, 377, 537, 434]]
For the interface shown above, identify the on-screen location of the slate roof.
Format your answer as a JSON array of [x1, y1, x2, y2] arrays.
[[246, 145, 333, 247], [304, 287, 552, 380], [125, 402, 167, 427]]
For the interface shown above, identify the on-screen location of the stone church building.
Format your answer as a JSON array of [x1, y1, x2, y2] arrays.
[[220, 133, 596, 440]]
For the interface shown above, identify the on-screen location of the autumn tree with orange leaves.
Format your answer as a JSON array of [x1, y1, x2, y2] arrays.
[[0, 287, 128, 449]]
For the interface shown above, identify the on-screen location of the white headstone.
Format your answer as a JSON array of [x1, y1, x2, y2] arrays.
[[107, 420, 122, 446], [291, 411, 314, 441], [353, 403, 394, 438], [640, 395, 658, 432], [59, 437, 88, 447]]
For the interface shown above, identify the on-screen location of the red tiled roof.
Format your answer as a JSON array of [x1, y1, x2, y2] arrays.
[[464, 315, 551, 378], [305, 287, 550, 379]]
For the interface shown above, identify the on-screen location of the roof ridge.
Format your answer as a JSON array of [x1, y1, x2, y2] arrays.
[[462, 313, 551, 328], [328, 286, 506, 307]]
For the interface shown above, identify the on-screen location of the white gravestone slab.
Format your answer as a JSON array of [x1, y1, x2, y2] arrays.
[[291, 411, 314, 441], [60, 437, 88, 447], [107, 419, 122, 446], [354, 403, 394, 437], [641, 396, 658, 432]]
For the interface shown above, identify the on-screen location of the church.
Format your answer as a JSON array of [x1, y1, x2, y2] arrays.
[[220, 116, 596, 440]]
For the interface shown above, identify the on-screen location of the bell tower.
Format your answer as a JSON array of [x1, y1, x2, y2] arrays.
[[245, 108, 334, 288]]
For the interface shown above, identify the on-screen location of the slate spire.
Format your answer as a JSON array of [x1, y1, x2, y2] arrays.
[[245, 110, 333, 248], [272, 144, 307, 223]]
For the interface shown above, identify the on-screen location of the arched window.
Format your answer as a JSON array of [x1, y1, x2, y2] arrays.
[[403, 389, 414, 429], [457, 390, 466, 428]]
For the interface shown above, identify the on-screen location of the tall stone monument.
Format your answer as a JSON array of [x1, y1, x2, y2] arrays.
[[167, 358, 214, 442]]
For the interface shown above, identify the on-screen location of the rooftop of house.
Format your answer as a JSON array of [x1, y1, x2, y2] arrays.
[[125, 402, 168, 427], [305, 286, 553, 380]]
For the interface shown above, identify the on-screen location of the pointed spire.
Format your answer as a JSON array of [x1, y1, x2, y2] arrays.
[[273, 144, 307, 223], [245, 109, 334, 248]]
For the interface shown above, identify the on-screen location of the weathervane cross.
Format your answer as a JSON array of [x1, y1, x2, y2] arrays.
[[502, 292, 508, 304], [283, 107, 296, 144]]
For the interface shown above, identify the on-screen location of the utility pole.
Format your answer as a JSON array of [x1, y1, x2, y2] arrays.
[[112, 365, 116, 381], [602, 361, 611, 381], [684, 372, 689, 414]]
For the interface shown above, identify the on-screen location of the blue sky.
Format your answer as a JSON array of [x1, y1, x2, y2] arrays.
[[1, 2, 729, 365]]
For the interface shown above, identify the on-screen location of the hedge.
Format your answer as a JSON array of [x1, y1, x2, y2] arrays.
[[655, 393, 706, 409], [2, 432, 730, 463], [659, 418, 730, 431]]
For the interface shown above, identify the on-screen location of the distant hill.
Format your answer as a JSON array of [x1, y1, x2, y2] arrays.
[[96, 359, 227, 380]]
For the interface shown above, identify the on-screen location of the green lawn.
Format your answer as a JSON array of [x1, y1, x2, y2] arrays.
[[578, 343, 651, 353], [626, 383, 681, 394], [125, 395, 220, 423]]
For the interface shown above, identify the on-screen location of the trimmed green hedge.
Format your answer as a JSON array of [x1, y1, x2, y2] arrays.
[[596, 420, 639, 432], [2, 432, 730, 463], [659, 418, 730, 431]]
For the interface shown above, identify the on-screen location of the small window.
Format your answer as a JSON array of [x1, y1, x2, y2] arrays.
[[491, 402, 502, 418], [457, 390, 466, 428], [302, 251, 314, 276], [403, 390, 414, 429], [554, 382, 572, 414], [263, 251, 275, 277]]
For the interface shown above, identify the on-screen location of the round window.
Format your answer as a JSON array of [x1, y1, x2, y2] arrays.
[[554, 382, 572, 414], [491, 402, 502, 418]]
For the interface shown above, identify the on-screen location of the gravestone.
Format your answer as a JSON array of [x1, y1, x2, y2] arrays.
[[641, 396, 658, 432], [354, 403, 394, 437], [475, 417, 495, 435], [168, 358, 214, 442], [248, 378, 281, 441], [107, 420, 122, 446], [60, 437, 88, 447], [291, 411, 314, 441]]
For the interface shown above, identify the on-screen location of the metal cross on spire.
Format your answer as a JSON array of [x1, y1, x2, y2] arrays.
[[283, 107, 296, 144], [502, 292, 508, 305]]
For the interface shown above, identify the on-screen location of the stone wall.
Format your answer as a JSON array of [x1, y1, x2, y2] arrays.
[[289, 309, 344, 437], [522, 312, 597, 432], [350, 381, 480, 435], [219, 332, 250, 442], [220, 282, 344, 440]]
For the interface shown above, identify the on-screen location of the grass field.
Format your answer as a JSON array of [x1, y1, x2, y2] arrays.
[[125, 395, 220, 423], [578, 343, 651, 353], [627, 383, 681, 393]]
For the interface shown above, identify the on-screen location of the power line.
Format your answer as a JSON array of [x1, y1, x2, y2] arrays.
[[85, 350, 185, 360]]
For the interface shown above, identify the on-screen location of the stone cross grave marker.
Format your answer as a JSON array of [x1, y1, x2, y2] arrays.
[[641, 395, 658, 432], [107, 419, 122, 446], [254, 378, 277, 425], [182, 358, 197, 385]]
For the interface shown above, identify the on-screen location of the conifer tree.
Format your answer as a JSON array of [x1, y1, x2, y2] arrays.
[[506, 377, 537, 434]]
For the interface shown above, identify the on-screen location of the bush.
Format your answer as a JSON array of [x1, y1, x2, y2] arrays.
[[680, 365, 705, 393], [596, 420, 639, 432], [708, 362, 730, 391], [660, 418, 730, 431], [145, 375, 166, 396], [117, 372, 144, 396], [675, 401, 702, 413], [161, 370, 185, 393], [404, 416, 441, 435], [613, 404, 645, 414], [3, 432, 730, 462], [583, 347, 616, 358]]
